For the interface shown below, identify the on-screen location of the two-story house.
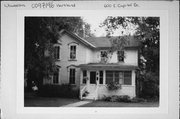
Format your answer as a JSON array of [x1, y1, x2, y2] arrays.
[[43, 29, 139, 100]]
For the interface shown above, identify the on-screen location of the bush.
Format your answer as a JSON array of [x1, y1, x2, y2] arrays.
[[82, 91, 89, 97], [131, 97, 147, 103], [138, 72, 159, 100], [102, 95, 146, 103], [38, 84, 79, 98], [117, 95, 131, 102], [107, 82, 121, 91]]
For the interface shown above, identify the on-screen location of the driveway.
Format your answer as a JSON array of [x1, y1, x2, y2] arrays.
[[25, 97, 159, 107]]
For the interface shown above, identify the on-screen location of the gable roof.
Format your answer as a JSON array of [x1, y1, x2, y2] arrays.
[[59, 30, 96, 49], [60, 30, 140, 49]]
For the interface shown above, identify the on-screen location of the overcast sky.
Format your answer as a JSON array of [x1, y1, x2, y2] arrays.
[[82, 16, 107, 37], [82, 16, 136, 37], [82, 16, 133, 37]]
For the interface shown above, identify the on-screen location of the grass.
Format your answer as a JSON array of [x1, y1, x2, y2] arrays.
[[79, 100, 159, 107], [25, 96, 159, 107], [24, 97, 80, 107]]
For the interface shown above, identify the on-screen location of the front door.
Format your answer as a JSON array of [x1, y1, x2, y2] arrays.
[[90, 71, 96, 84], [87, 71, 97, 96]]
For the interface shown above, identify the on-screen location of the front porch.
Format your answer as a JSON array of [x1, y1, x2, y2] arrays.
[[78, 63, 138, 100]]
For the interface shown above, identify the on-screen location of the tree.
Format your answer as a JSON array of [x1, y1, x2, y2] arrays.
[[25, 17, 90, 91], [101, 17, 160, 98]]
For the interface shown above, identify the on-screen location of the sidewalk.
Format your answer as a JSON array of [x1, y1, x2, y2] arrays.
[[62, 101, 92, 107]]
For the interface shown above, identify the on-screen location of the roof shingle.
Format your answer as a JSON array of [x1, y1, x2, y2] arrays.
[[84, 36, 140, 48]]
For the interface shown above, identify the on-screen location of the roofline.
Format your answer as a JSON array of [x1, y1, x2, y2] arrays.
[[60, 29, 96, 49], [60, 30, 140, 49]]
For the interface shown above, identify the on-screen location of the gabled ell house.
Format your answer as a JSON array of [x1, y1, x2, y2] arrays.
[[43, 30, 139, 100]]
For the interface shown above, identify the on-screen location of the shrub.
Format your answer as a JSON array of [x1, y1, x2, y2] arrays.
[[107, 82, 121, 91], [131, 97, 147, 103], [102, 95, 111, 101], [38, 84, 79, 98], [138, 72, 159, 100], [116, 95, 131, 102], [102, 95, 146, 103], [82, 90, 89, 97]]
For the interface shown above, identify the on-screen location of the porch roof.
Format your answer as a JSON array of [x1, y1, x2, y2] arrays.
[[78, 63, 138, 70]]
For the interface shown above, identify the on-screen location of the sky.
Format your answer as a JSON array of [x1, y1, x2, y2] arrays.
[[82, 16, 107, 37], [81, 16, 134, 37]]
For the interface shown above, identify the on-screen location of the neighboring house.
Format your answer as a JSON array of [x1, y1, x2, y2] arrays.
[[43, 30, 140, 100]]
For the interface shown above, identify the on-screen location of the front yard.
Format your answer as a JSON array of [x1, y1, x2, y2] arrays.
[[25, 97, 159, 107], [79, 100, 159, 107], [25, 97, 80, 107]]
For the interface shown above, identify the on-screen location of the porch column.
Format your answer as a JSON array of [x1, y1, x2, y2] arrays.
[[80, 69, 83, 85], [103, 70, 106, 85], [132, 70, 136, 97], [87, 70, 90, 86], [132, 70, 135, 86]]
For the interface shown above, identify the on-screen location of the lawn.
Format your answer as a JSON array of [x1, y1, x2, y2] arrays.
[[79, 100, 159, 107], [24, 97, 80, 107], [25, 96, 159, 107]]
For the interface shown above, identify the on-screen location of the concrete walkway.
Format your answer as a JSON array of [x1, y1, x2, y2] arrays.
[[62, 100, 92, 107]]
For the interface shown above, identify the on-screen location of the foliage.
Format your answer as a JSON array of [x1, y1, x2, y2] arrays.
[[102, 95, 146, 103], [25, 17, 92, 89], [101, 17, 159, 98], [139, 72, 159, 98], [107, 82, 121, 91], [38, 84, 79, 98], [82, 90, 89, 97]]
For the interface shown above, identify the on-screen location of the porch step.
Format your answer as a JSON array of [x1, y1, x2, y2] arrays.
[[82, 94, 96, 100]]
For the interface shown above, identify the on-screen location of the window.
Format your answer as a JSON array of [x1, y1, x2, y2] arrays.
[[54, 46, 60, 60], [82, 70, 87, 84], [70, 45, 76, 60], [69, 68, 75, 84], [53, 68, 59, 84], [106, 71, 113, 84], [124, 71, 132, 85], [117, 50, 124, 62], [105, 71, 132, 85], [101, 50, 108, 62], [99, 71, 103, 84]]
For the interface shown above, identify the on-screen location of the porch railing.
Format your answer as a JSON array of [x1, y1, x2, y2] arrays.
[[80, 85, 87, 100], [94, 85, 98, 100]]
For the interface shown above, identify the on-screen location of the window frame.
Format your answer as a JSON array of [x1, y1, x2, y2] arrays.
[[123, 71, 132, 85], [82, 70, 87, 84], [100, 50, 108, 62], [105, 71, 132, 85], [69, 45, 77, 60], [117, 50, 125, 62], [52, 67, 60, 84], [69, 68, 76, 84], [53, 44, 61, 60]]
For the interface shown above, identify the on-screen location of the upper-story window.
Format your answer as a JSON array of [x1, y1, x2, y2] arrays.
[[70, 45, 76, 60], [117, 50, 124, 62], [100, 50, 108, 62], [54, 45, 61, 60]]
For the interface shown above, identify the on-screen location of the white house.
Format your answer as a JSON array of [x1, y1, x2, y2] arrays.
[[43, 30, 140, 100]]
